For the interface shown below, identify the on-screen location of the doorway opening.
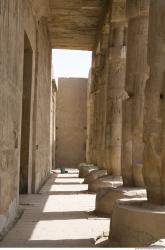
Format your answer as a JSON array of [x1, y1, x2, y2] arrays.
[[19, 32, 33, 194], [52, 49, 92, 169]]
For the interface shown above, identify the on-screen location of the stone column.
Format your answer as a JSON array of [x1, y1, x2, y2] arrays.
[[93, 51, 101, 165], [80, 52, 98, 171], [78, 52, 101, 177], [106, 2, 127, 175], [106, 2, 165, 247], [86, 69, 93, 164], [83, 15, 114, 184], [96, 0, 148, 216], [108, 1, 165, 242], [88, 35, 109, 169], [95, 51, 105, 167], [85, 7, 110, 172], [122, 0, 149, 187], [143, 0, 165, 205], [96, 21, 110, 168]]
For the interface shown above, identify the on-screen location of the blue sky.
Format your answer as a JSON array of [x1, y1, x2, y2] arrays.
[[52, 49, 92, 84]]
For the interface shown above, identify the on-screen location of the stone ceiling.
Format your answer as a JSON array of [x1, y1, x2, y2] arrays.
[[47, 0, 108, 50]]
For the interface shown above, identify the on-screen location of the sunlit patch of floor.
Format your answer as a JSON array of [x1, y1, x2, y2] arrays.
[[53, 177, 84, 184], [0, 169, 110, 247], [48, 184, 88, 192]]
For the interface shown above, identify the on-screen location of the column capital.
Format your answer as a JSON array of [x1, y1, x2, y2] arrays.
[[126, 0, 150, 19], [111, 0, 127, 23]]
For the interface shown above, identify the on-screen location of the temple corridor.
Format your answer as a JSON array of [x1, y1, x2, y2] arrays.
[[0, 169, 110, 247], [2, 0, 165, 248]]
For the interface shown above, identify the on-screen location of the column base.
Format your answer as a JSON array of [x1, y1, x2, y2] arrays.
[[95, 186, 146, 217], [133, 163, 145, 187], [109, 198, 165, 247], [78, 162, 94, 170], [150, 239, 165, 247], [88, 175, 123, 193], [84, 170, 107, 184], [79, 164, 99, 178]]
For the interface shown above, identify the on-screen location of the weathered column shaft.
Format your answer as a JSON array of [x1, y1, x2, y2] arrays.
[[88, 50, 103, 165], [122, 0, 149, 187], [86, 70, 94, 164], [90, 53, 99, 165], [143, 0, 165, 205], [106, 0, 127, 175], [95, 49, 107, 167], [87, 16, 110, 168], [100, 54, 109, 169], [96, 22, 110, 168]]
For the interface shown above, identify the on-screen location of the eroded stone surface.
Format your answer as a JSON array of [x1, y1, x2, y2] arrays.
[[78, 163, 94, 170], [150, 239, 165, 248], [105, 0, 127, 175], [122, 0, 149, 187], [84, 170, 108, 184], [0, 0, 53, 234], [86, 8, 110, 169], [109, 198, 165, 247], [95, 186, 146, 217], [88, 175, 123, 193], [143, 0, 165, 205], [79, 165, 99, 178]]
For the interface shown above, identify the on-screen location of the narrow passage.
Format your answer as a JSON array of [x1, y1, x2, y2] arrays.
[[0, 169, 110, 247]]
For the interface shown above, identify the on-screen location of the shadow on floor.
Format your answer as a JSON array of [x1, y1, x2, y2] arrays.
[[51, 182, 84, 185], [42, 191, 88, 195], [25, 211, 109, 221], [26, 239, 97, 247], [4, 239, 97, 248], [0, 169, 110, 248]]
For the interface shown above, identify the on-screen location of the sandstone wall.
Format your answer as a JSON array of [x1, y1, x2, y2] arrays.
[[0, 0, 52, 235], [56, 78, 87, 168], [23, 0, 36, 194], [32, 18, 52, 192], [50, 81, 57, 170], [0, 0, 24, 235]]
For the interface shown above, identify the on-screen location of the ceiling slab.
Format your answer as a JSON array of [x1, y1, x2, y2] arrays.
[[47, 0, 108, 50]]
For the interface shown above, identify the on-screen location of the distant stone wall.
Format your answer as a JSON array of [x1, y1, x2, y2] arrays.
[[56, 78, 87, 168]]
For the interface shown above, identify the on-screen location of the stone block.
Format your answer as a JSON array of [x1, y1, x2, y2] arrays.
[[109, 198, 165, 247], [78, 163, 93, 170], [84, 170, 107, 184], [150, 239, 165, 248], [79, 165, 99, 178], [88, 175, 123, 193], [95, 186, 146, 217]]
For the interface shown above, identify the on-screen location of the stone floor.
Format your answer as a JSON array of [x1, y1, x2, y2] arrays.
[[0, 169, 110, 247]]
